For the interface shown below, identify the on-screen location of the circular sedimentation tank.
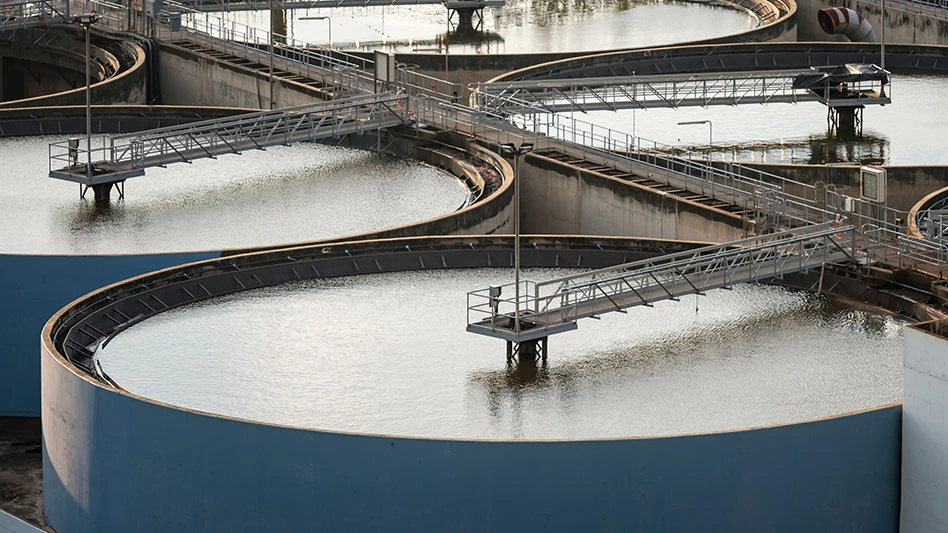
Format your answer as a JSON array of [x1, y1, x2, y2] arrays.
[[581, 73, 948, 166], [227, 0, 758, 54], [1, 136, 469, 254], [97, 267, 905, 439]]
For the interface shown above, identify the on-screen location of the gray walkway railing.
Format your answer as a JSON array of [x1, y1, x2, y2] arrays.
[[467, 222, 857, 342], [0, 0, 68, 30], [176, 0, 504, 12], [48, 92, 409, 184], [472, 70, 891, 114]]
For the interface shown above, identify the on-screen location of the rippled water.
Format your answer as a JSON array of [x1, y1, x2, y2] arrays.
[[579, 74, 948, 166], [99, 268, 905, 439], [220, 0, 755, 54], [0, 137, 468, 254]]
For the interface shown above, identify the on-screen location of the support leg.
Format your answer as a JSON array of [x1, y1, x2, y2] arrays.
[[92, 183, 111, 206]]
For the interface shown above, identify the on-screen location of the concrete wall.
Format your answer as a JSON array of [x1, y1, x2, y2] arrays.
[[0, 252, 218, 417], [367, 2, 798, 92], [40, 330, 902, 532], [725, 163, 948, 212], [159, 44, 330, 108], [0, 123, 511, 416], [0, 29, 147, 109], [902, 321, 948, 532], [523, 153, 747, 241], [796, 0, 948, 45]]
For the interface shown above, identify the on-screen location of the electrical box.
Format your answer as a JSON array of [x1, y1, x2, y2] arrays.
[[860, 166, 887, 203], [167, 12, 181, 31], [373, 51, 397, 90]]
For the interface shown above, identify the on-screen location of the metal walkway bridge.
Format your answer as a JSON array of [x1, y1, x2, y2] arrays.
[[472, 68, 891, 114], [0, 0, 68, 31], [48, 92, 409, 192], [177, 0, 503, 12], [466, 222, 856, 351]]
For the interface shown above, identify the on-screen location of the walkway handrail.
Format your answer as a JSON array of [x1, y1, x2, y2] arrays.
[[536, 221, 846, 291], [472, 69, 891, 114], [48, 92, 409, 179], [499, 101, 908, 232], [0, 0, 69, 31], [466, 223, 857, 341]]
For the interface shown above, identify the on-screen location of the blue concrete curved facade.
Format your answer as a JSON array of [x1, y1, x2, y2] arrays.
[[0, 252, 218, 416], [41, 339, 902, 532]]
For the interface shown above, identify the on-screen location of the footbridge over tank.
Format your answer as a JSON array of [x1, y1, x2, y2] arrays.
[[473, 65, 890, 114], [0, 0, 68, 32], [474, 64, 890, 137], [466, 222, 857, 355], [178, 0, 504, 10], [488, 42, 948, 84], [47, 92, 410, 201]]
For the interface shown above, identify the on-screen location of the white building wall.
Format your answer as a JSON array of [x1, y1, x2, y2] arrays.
[[902, 324, 948, 532]]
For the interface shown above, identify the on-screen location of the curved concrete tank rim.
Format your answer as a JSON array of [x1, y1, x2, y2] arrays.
[[354, 0, 796, 81], [39, 235, 904, 532], [0, 125, 511, 416], [908, 185, 948, 238], [483, 42, 948, 84], [0, 25, 147, 108], [42, 233, 902, 441]]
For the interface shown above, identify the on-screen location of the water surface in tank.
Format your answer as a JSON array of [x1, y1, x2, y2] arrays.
[[1, 137, 468, 254], [99, 268, 905, 439], [578, 74, 948, 166], [218, 0, 755, 54]]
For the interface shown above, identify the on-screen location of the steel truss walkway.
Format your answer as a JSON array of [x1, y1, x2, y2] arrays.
[[178, 0, 503, 12], [0, 0, 67, 31], [472, 69, 891, 114], [466, 222, 856, 344], [48, 92, 410, 187]]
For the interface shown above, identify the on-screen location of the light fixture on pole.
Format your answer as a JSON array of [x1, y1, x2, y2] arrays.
[[678, 119, 713, 195], [299, 15, 332, 49], [268, 0, 275, 109], [880, 0, 886, 72], [500, 141, 534, 335], [75, 12, 99, 179]]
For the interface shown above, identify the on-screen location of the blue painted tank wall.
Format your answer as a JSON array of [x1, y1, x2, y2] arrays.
[[42, 345, 902, 533], [0, 252, 218, 416]]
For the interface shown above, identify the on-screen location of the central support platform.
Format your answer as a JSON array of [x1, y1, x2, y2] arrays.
[[507, 336, 548, 363], [445, 0, 502, 31]]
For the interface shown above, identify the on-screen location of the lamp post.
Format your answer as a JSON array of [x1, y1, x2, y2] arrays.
[[268, 0, 274, 109], [299, 15, 331, 49], [678, 119, 713, 194], [500, 142, 534, 335], [75, 12, 99, 179], [881, 0, 886, 72]]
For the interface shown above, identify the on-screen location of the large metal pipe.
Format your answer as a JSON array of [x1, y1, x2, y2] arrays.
[[818, 7, 877, 43]]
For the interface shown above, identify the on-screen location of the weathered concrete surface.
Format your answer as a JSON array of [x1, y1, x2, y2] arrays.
[[902, 320, 948, 532], [356, 0, 798, 97], [0, 418, 46, 531], [39, 235, 903, 533], [159, 43, 332, 108], [733, 163, 948, 212], [523, 152, 747, 242], [0, 28, 146, 109], [796, 0, 948, 45]]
